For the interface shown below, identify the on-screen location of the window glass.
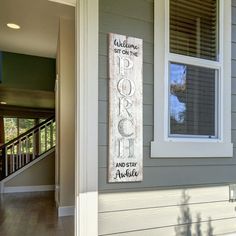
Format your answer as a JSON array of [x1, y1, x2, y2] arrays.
[[4, 118, 18, 143], [169, 62, 217, 137], [151, 0, 232, 157], [170, 0, 218, 61], [19, 119, 35, 135], [4, 118, 36, 143], [40, 128, 46, 153], [39, 118, 46, 123]]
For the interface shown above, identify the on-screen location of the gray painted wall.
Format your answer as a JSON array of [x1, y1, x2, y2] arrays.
[[98, 0, 236, 191]]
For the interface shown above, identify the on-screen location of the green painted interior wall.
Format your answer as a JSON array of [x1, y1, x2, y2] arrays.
[[1, 52, 55, 91]]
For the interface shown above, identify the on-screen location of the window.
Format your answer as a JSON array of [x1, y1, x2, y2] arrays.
[[169, 63, 217, 138], [4, 117, 18, 143], [4, 117, 36, 143], [151, 0, 232, 157], [169, 0, 218, 61], [19, 118, 35, 135], [169, 0, 218, 138]]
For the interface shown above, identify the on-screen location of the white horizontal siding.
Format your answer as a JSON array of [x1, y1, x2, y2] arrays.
[[100, 219, 236, 236], [99, 185, 236, 235], [99, 186, 228, 212]]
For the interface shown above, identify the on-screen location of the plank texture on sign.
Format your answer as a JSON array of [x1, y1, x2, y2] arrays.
[[109, 33, 143, 182]]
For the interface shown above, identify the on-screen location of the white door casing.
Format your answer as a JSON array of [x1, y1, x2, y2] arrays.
[[75, 0, 99, 236]]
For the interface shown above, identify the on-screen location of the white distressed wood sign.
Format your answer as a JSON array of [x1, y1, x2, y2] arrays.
[[109, 33, 143, 182]]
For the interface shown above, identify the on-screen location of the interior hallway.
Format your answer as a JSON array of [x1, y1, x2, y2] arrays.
[[0, 191, 74, 236]]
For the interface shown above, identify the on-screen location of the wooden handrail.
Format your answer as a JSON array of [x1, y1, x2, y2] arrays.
[[0, 115, 56, 180], [0, 116, 55, 149]]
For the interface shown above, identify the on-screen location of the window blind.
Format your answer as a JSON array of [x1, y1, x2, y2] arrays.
[[170, 0, 218, 61], [170, 62, 216, 136]]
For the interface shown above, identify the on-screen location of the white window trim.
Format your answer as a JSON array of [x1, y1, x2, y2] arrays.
[[151, 0, 233, 158]]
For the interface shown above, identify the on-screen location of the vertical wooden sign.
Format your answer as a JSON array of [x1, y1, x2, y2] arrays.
[[109, 33, 143, 182]]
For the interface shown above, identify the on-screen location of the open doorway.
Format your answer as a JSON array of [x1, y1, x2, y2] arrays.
[[0, 0, 75, 235]]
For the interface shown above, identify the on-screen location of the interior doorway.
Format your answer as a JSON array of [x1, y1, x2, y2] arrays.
[[0, 0, 75, 235]]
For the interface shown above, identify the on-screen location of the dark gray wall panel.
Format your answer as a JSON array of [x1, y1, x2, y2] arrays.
[[99, 146, 236, 169], [232, 6, 236, 24], [99, 79, 108, 101], [232, 25, 236, 42], [232, 79, 236, 94], [98, 165, 236, 191], [232, 43, 236, 60], [233, 0, 236, 7], [98, 0, 236, 191], [100, 13, 154, 43], [232, 60, 236, 77], [100, 0, 153, 23]]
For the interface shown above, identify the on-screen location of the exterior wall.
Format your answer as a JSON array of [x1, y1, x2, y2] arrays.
[[99, 185, 236, 235], [56, 17, 75, 208], [98, 0, 236, 191], [98, 0, 236, 235], [5, 151, 55, 187]]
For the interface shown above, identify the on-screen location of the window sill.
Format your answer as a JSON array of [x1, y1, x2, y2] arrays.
[[150, 141, 233, 158]]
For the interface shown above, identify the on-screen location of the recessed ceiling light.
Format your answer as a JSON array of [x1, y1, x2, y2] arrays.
[[7, 23, 21, 30], [0, 101, 7, 105]]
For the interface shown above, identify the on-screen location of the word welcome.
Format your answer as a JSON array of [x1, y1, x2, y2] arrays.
[[109, 33, 143, 183]]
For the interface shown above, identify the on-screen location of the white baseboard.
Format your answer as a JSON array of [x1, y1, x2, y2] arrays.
[[3, 185, 55, 193], [58, 206, 75, 217]]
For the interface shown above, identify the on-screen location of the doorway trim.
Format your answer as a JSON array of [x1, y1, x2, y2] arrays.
[[75, 0, 99, 235]]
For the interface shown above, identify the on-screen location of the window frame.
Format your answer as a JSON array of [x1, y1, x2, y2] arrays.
[[151, 0, 233, 158], [4, 117, 36, 143], [168, 62, 219, 139]]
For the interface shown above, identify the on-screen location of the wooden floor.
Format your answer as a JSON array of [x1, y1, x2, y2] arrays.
[[0, 191, 74, 236]]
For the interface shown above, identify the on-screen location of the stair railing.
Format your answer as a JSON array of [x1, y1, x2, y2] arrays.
[[0, 116, 55, 180]]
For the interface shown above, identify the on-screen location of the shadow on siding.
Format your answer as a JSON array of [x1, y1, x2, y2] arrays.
[[175, 190, 214, 236]]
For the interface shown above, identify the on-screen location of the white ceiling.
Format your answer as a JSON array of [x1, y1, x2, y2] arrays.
[[0, 0, 75, 58], [0, 0, 74, 109]]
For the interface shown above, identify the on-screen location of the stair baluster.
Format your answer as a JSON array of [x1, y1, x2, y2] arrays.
[[0, 116, 55, 180]]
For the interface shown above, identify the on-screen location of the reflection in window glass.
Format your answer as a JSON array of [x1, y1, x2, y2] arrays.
[[40, 128, 46, 153], [170, 64, 186, 124], [39, 119, 46, 124], [4, 118, 36, 143], [169, 62, 217, 137], [19, 119, 35, 135], [4, 118, 18, 143]]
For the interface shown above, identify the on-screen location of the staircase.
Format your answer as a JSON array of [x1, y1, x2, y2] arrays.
[[0, 116, 55, 181]]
